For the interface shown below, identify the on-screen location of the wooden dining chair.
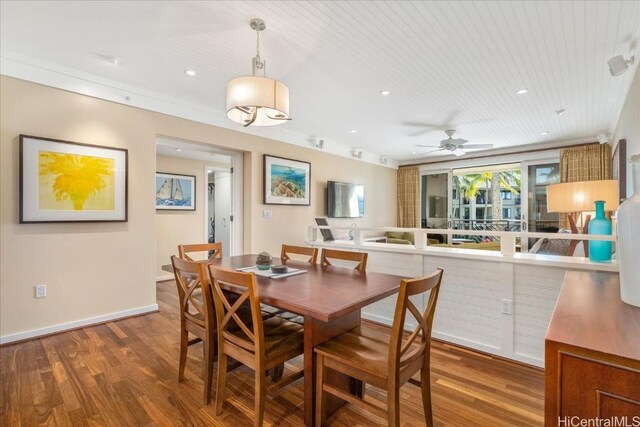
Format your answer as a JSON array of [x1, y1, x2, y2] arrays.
[[320, 248, 368, 272], [178, 242, 223, 262], [314, 268, 444, 427], [266, 245, 319, 323], [208, 266, 305, 427], [281, 244, 319, 264], [171, 255, 216, 404]]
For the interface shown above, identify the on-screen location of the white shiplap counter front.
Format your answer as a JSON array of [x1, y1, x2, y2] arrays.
[[308, 240, 618, 368]]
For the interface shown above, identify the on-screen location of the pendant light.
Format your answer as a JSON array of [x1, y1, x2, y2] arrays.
[[226, 19, 291, 127]]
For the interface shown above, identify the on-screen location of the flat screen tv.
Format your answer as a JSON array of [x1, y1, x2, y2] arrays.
[[327, 181, 364, 218]]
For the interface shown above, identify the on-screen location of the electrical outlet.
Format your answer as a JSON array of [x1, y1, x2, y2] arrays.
[[501, 299, 513, 315], [35, 284, 47, 299], [262, 209, 272, 218]]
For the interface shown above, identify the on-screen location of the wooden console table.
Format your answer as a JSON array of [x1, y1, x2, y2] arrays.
[[545, 271, 640, 425]]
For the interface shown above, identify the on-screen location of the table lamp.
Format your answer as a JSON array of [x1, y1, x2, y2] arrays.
[[546, 180, 618, 261]]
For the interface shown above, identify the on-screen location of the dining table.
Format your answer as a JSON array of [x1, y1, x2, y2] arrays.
[[163, 254, 404, 426]]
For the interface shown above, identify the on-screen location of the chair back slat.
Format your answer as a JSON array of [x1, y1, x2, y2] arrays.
[[281, 244, 318, 264], [209, 266, 265, 358], [179, 242, 223, 263], [320, 249, 368, 272], [171, 256, 215, 326], [399, 300, 428, 360], [389, 268, 443, 371], [220, 292, 255, 346]]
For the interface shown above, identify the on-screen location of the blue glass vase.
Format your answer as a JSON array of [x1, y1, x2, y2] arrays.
[[588, 200, 612, 262]]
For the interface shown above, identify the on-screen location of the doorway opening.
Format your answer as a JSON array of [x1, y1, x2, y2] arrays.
[[155, 136, 243, 281], [206, 167, 232, 256]]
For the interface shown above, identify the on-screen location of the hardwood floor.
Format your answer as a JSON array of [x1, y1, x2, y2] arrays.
[[1, 280, 544, 426]]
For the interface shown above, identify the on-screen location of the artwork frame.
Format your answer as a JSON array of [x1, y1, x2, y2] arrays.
[[155, 172, 196, 211], [263, 155, 311, 206], [20, 134, 128, 223], [612, 138, 627, 202]]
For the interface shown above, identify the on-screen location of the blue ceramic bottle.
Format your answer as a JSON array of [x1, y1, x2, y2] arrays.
[[588, 200, 612, 262]]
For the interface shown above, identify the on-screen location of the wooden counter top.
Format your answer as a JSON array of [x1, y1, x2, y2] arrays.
[[545, 271, 640, 363], [545, 271, 640, 423]]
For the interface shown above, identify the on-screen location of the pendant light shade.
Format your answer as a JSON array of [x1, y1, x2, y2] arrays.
[[226, 18, 291, 127], [226, 76, 290, 126]]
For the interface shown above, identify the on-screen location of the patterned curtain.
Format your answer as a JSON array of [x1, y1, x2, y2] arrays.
[[397, 166, 420, 227], [559, 144, 611, 228]]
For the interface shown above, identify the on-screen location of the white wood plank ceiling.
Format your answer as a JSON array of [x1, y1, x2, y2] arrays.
[[1, 1, 639, 161]]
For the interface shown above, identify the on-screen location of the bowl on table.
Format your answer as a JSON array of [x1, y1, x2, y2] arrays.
[[271, 265, 288, 274]]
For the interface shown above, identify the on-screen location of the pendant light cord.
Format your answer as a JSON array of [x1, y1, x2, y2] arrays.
[[254, 29, 265, 75]]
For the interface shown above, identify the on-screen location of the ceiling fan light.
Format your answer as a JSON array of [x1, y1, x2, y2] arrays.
[[226, 77, 290, 126]]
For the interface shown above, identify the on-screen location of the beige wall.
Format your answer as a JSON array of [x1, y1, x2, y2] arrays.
[[612, 65, 640, 197], [0, 76, 396, 339]]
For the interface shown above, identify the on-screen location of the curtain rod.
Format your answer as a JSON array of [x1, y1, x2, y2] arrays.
[[398, 141, 599, 168]]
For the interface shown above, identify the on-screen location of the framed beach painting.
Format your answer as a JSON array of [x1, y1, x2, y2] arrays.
[[264, 155, 311, 205], [20, 135, 128, 223], [612, 138, 627, 202], [156, 172, 196, 210]]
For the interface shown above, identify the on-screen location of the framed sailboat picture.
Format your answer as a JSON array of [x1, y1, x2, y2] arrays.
[[156, 172, 196, 211]]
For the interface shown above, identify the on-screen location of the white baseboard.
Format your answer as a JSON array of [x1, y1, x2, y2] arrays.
[[156, 275, 173, 282], [0, 304, 159, 345]]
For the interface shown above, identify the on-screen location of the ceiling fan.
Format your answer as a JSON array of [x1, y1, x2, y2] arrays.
[[414, 129, 493, 157]]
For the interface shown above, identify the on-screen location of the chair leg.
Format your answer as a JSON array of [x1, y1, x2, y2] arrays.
[[203, 337, 215, 404], [254, 368, 266, 427], [215, 353, 227, 415], [271, 363, 285, 382], [315, 354, 326, 427], [387, 387, 400, 427], [178, 328, 188, 382], [420, 366, 434, 427]]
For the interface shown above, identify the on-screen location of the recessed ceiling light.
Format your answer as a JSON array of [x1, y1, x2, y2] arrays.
[[184, 70, 196, 76], [411, 151, 417, 155], [380, 90, 390, 96], [540, 131, 549, 135], [556, 109, 565, 116], [350, 129, 358, 134], [175, 148, 182, 152], [516, 88, 528, 94]]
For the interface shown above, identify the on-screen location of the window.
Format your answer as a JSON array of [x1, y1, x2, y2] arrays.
[[476, 190, 487, 204], [503, 208, 512, 218], [501, 190, 512, 200]]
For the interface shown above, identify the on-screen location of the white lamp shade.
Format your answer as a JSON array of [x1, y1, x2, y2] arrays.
[[226, 76, 290, 126], [547, 180, 619, 213]]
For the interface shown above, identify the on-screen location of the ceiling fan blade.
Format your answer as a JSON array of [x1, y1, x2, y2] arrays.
[[409, 129, 439, 137], [461, 143, 493, 149], [414, 145, 442, 148], [415, 148, 443, 155], [450, 138, 468, 145], [403, 121, 443, 128], [451, 149, 466, 157]]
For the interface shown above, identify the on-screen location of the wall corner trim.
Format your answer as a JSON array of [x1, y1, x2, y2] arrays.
[[0, 304, 159, 345]]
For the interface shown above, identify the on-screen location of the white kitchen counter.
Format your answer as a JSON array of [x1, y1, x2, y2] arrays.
[[308, 239, 618, 367]]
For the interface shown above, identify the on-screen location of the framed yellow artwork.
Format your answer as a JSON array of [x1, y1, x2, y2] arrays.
[[20, 135, 128, 223]]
